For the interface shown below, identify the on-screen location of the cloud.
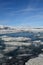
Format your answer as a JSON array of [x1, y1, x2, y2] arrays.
[[0, 0, 43, 16], [0, 0, 43, 27], [6, 7, 43, 16]]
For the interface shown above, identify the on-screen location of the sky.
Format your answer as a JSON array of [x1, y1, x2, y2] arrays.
[[0, 0, 43, 27]]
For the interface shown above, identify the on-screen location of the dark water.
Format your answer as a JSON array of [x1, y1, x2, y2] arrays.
[[0, 32, 43, 41], [0, 32, 43, 65], [0, 32, 33, 37]]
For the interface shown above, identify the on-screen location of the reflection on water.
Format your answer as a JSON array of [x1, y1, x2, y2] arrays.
[[0, 32, 43, 41], [0, 32, 43, 65], [0, 39, 6, 50]]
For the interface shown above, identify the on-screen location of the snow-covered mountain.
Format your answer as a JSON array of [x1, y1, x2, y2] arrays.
[[0, 25, 43, 34]]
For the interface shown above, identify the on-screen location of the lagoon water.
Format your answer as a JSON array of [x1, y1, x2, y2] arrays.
[[0, 31, 43, 65], [0, 32, 43, 41]]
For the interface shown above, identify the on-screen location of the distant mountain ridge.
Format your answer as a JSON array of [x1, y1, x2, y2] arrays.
[[0, 25, 43, 34]]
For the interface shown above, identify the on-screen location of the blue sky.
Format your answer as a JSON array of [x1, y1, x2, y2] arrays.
[[0, 0, 43, 27]]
